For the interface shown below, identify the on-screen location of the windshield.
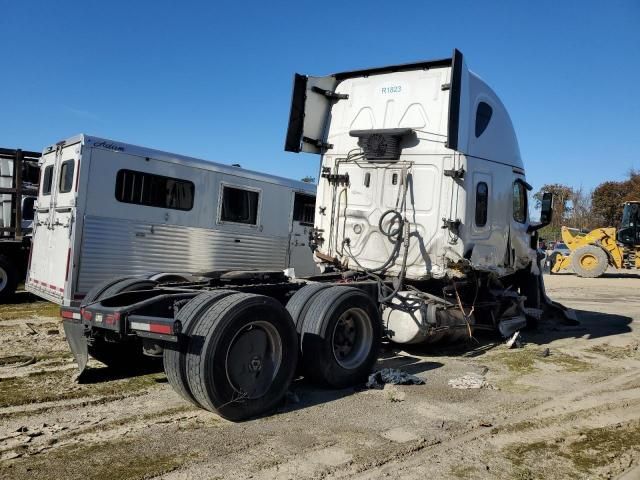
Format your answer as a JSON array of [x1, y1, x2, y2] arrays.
[[556, 242, 568, 249], [621, 203, 639, 228]]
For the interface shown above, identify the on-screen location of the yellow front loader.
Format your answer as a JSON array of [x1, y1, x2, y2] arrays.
[[551, 202, 640, 277]]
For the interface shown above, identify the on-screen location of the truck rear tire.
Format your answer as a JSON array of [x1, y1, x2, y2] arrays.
[[0, 255, 18, 301], [163, 290, 235, 406], [286, 283, 332, 333], [299, 286, 381, 388], [185, 293, 298, 421], [571, 245, 609, 278]]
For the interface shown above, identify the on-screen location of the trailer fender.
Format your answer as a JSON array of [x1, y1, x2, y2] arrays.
[[62, 319, 89, 374]]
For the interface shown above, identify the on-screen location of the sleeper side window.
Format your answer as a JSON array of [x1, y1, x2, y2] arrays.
[[59, 160, 75, 193], [293, 193, 315, 226], [475, 101, 493, 137], [115, 169, 194, 211], [41, 165, 53, 195], [513, 181, 527, 224], [475, 182, 488, 227], [220, 186, 259, 225]]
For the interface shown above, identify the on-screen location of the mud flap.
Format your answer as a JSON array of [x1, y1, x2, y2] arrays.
[[62, 319, 89, 374]]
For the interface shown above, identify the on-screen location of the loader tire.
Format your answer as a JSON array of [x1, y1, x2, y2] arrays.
[[163, 290, 235, 406], [286, 283, 332, 333], [299, 286, 381, 388], [0, 255, 18, 302], [571, 245, 609, 278], [185, 293, 298, 421]]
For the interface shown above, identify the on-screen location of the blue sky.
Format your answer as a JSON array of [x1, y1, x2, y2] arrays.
[[1, 1, 638, 195]]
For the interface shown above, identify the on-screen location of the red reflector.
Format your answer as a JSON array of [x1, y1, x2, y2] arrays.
[[104, 312, 121, 326], [149, 323, 172, 334], [60, 309, 74, 319], [81, 308, 92, 321]]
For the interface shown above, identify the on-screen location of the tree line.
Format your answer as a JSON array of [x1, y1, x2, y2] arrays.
[[533, 170, 640, 241]]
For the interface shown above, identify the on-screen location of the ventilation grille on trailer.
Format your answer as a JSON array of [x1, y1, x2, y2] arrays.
[[349, 128, 413, 161]]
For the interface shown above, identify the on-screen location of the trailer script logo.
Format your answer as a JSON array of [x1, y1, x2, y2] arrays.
[[93, 141, 124, 152]]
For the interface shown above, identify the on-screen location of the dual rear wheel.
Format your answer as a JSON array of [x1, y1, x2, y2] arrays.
[[165, 284, 381, 420]]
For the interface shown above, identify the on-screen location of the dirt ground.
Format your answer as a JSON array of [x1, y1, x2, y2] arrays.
[[1, 273, 639, 479]]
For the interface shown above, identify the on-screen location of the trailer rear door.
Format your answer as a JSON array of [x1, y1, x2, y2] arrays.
[[27, 142, 80, 303]]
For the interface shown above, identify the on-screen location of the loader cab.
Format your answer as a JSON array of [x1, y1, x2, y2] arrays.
[[618, 201, 640, 246]]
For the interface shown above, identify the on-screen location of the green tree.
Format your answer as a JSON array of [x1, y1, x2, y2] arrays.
[[591, 181, 626, 226], [533, 183, 574, 231], [591, 170, 640, 226]]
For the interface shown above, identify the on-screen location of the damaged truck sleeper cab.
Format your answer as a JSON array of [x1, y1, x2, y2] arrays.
[[61, 50, 571, 421], [285, 48, 569, 345]]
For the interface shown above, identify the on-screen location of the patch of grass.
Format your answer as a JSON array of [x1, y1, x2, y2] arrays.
[[0, 368, 165, 408], [504, 420, 640, 475], [0, 301, 59, 321], [587, 343, 639, 360], [486, 347, 590, 375], [6, 436, 187, 480]]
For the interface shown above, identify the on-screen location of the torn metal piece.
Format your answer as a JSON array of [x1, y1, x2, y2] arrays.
[[505, 331, 522, 349]]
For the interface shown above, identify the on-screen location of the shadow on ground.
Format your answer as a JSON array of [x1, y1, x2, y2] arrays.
[[67, 307, 632, 419], [77, 359, 163, 384]]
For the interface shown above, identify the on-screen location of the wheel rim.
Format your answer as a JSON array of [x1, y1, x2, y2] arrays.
[[331, 307, 373, 370], [579, 253, 599, 270], [225, 321, 283, 400], [0, 267, 7, 292]]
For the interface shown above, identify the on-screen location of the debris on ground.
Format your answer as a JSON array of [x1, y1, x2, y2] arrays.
[[505, 331, 523, 349], [384, 384, 406, 402], [366, 368, 425, 389], [448, 372, 495, 390], [539, 347, 551, 358]]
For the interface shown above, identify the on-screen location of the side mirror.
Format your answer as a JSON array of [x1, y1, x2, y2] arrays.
[[539, 192, 553, 226], [527, 192, 553, 233]]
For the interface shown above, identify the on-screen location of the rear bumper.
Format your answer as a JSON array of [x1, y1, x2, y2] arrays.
[[60, 305, 180, 342], [26, 280, 64, 304]]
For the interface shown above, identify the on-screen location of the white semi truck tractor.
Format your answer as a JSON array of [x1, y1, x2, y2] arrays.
[[61, 50, 571, 421]]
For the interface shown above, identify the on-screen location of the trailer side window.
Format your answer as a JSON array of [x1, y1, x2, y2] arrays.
[[41, 165, 53, 195], [59, 160, 75, 193], [513, 181, 527, 223], [293, 193, 315, 226], [115, 169, 194, 211], [475, 182, 488, 227], [475, 102, 493, 138], [220, 186, 259, 225]]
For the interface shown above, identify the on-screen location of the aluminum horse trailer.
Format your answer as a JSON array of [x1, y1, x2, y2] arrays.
[[26, 135, 317, 305], [61, 51, 572, 421]]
